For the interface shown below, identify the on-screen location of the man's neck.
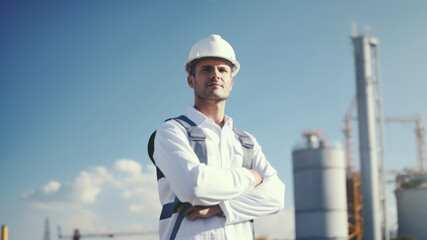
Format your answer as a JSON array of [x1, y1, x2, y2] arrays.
[[194, 100, 226, 128]]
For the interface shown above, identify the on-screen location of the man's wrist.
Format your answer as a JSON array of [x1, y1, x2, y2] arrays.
[[249, 169, 263, 187]]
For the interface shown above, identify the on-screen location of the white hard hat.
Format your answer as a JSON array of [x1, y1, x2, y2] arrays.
[[185, 34, 240, 77]]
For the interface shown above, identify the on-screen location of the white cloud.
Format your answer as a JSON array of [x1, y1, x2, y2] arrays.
[[74, 171, 103, 203], [21, 189, 34, 199], [22, 158, 161, 235], [122, 187, 160, 213], [114, 159, 142, 177], [129, 204, 145, 212], [122, 190, 133, 199], [22, 167, 111, 205], [42, 181, 61, 194]]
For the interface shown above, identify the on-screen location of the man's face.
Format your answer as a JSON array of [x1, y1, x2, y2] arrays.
[[188, 59, 233, 102]]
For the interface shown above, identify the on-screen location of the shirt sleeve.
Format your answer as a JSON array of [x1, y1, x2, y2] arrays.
[[219, 135, 285, 224], [154, 120, 256, 206]]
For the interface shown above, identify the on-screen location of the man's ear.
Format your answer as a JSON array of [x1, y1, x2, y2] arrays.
[[187, 75, 194, 88], [230, 78, 233, 91]]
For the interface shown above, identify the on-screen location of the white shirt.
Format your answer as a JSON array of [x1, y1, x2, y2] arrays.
[[154, 106, 285, 240]]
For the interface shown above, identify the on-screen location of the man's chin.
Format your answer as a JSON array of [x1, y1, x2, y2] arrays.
[[202, 97, 229, 102]]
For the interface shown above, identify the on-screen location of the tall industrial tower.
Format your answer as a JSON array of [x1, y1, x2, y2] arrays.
[[44, 218, 50, 240], [352, 29, 387, 240]]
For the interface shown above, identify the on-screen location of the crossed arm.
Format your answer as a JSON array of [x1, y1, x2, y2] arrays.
[[178, 170, 264, 220], [154, 121, 285, 222]]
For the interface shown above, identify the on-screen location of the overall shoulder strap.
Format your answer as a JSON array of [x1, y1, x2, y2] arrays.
[[172, 115, 208, 165], [147, 115, 208, 181], [233, 127, 255, 169], [233, 127, 256, 239]]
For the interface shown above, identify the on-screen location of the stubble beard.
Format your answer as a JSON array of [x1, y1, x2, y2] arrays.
[[193, 79, 229, 102]]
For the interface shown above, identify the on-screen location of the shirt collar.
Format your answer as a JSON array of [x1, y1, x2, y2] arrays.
[[184, 106, 233, 129]]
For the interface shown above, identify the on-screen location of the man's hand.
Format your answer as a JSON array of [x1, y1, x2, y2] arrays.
[[178, 204, 223, 221], [249, 169, 263, 187]]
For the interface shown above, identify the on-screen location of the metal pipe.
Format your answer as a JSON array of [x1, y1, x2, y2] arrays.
[[373, 42, 389, 240]]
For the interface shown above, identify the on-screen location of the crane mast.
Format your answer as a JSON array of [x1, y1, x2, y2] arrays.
[[384, 115, 426, 171], [342, 97, 357, 177]]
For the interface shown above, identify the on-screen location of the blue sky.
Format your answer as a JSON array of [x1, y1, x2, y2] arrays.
[[1, 0, 427, 239]]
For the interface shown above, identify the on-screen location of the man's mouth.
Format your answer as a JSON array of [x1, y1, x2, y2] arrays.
[[207, 82, 223, 87]]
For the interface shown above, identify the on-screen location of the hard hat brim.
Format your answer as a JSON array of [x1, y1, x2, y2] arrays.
[[185, 56, 240, 77]]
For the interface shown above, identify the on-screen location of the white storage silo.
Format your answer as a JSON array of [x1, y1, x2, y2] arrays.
[[292, 132, 348, 240], [395, 173, 427, 240]]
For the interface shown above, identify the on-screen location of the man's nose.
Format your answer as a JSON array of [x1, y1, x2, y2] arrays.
[[210, 67, 221, 79]]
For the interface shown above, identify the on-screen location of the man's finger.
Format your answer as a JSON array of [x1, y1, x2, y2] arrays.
[[186, 206, 205, 220], [186, 209, 201, 221]]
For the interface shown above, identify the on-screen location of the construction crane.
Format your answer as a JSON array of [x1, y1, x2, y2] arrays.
[[342, 97, 357, 177], [57, 226, 157, 240], [342, 97, 363, 240], [342, 102, 427, 239], [384, 115, 426, 171]]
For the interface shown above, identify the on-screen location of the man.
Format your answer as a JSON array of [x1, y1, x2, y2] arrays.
[[151, 34, 285, 239]]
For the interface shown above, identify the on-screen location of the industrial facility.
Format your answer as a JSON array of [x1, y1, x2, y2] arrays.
[[2, 22, 425, 240], [293, 130, 348, 240], [394, 171, 427, 239], [292, 26, 427, 240]]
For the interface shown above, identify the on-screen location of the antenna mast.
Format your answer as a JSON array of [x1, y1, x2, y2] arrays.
[[44, 218, 50, 240]]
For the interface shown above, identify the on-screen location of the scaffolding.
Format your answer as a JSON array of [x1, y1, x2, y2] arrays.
[[347, 172, 363, 240]]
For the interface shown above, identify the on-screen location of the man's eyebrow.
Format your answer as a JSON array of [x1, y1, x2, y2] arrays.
[[199, 64, 230, 71], [200, 65, 213, 69]]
